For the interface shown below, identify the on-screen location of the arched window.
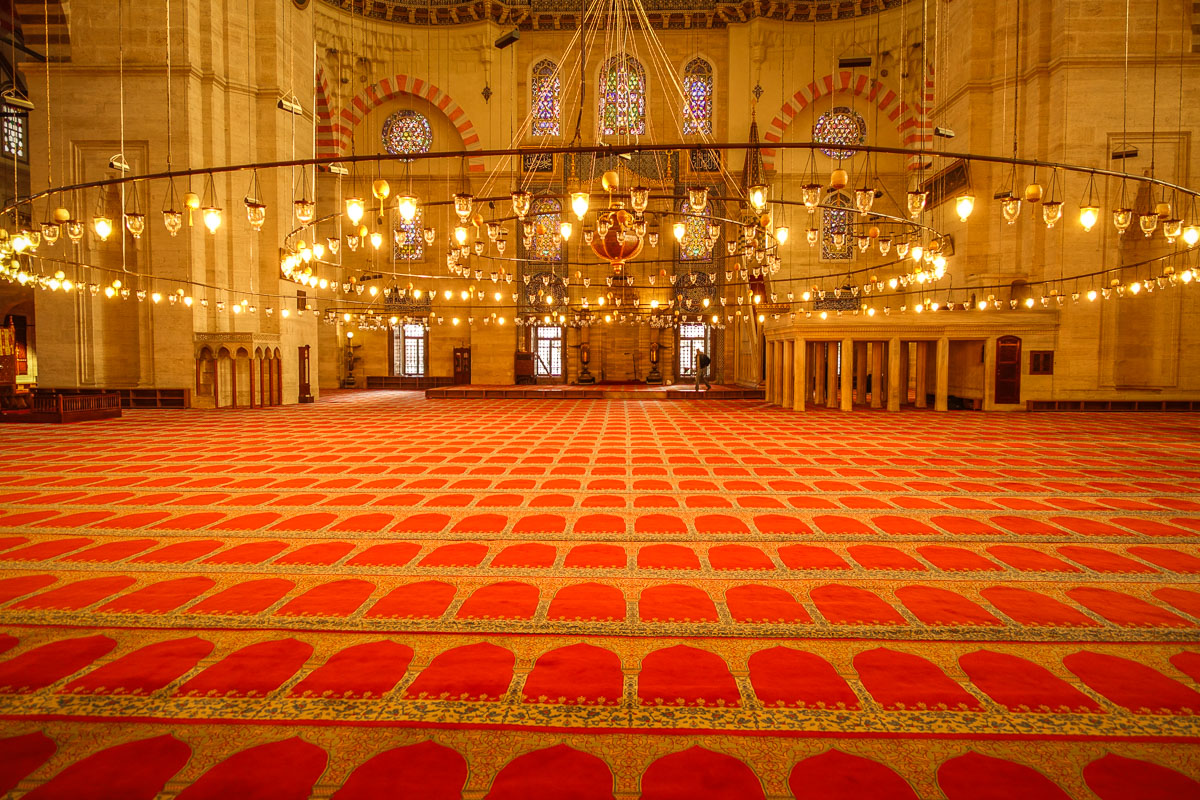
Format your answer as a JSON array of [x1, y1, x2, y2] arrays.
[[599, 55, 646, 136], [382, 110, 433, 160], [679, 199, 712, 262], [394, 206, 424, 261], [531, 197, 562, 262], [682, 58, 713, 135], [822, 191, 853, 261], [812, 107, 866, 160], [531, 59, 561, 136]]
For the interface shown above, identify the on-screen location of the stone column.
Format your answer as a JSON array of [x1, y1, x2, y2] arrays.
[[840, 338, 853, 411], [764, 340, 776, 403], [871, 341, 884, 409], [982, 337, 997, 411], [887, 336, 902, 411], [773, 340, 785, 406], [898, 341, 909, 406], [826, 342, 839, 408], [792, 337, 806, 412], [914, 341, 928, 408], [935, 336, 950, 411], [854, 341, 868, 404], [813, 342, 825, 405], [782, 339, 794, 408]]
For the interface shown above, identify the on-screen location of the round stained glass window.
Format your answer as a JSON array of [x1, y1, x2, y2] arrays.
[[813, 107, 867, 160], [382, 110, 433, 160]]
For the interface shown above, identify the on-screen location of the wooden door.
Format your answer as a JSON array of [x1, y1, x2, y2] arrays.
[[453, 348, 471, 385], [994, 336, 1022, 405]]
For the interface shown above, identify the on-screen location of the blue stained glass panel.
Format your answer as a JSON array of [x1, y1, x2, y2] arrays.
[[682, 58, 713, 135], [531, 59, 561, 136], [393, 206, 424, 261]]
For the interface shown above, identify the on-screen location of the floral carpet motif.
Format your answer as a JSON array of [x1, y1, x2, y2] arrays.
[[0, 391, 1198, 798]]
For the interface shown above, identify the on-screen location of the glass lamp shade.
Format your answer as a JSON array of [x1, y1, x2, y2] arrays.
[[345, 197, 365, 225], [1042, 201, 1063, 228], [1079, 205, 1099, 232], [801, 184, 822, 209], [570, 192, 590, 220], [1001, 197, 1022, 224], [245, 202, 266, 231], [1113, 207, 1133, 233], [511, 191, 532, 219], [162, 210, 183, 236], [424, 227, 437, 245], [124, 213, 146, 238], [878, 237, 892, 256], [397, 196, 419, 222], [955, 194, 975, 221], [294, 199, 315, 225], [453, 193, 474, 223], [1163, 218, 1183, 243], [1139, 213, 1159, 237], [806, 228, 819, 246], [854, 188, 874, 215], [1183, 225, 1200, 247], [630, 186, 649, 213], [93, 215, 114, 240], [40, 221, 60, 245], [906, 190, 928, 218], [895, 240, 910, 258], [688, 186, 709, 213], [202, 207, 222, 234], [748, 184, 768, 212]]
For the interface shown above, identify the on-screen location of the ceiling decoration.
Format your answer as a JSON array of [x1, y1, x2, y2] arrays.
[[317, 0, 904, 30]]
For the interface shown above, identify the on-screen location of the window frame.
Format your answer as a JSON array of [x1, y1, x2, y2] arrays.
[[392, 322, 429, 377], [1029, 350, 1054, 376], [531, 325, 564, 379]]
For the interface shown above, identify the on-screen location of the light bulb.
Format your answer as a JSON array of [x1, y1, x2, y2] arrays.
[[369, 231, 383, 249], [151, 292, 162, 303], [748, 184, 767, 212], [1087, 289, 1098, 301], [202, 207, 222, 234], [397, 196, 419, 223], [955, 194, 975, 221], [93, 215, 113, 241], [775, 226, 789, 245], [559, 221, 572, 241], [1184, 225, 1200, 247], [673, 221, 686, 241], [454, 225, 468, 245], [910, 244, 924, 262], [1079, 205, 1099, 232], [570, 192, 590, 220], [345, 197, 365, 225]]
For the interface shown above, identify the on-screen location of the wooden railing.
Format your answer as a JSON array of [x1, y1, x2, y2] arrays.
[[31, 391, 122, 415]]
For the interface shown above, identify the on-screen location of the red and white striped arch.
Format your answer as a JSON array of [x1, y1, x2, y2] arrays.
[[315, 68, 485, 172], [761, 70, 935, 172]]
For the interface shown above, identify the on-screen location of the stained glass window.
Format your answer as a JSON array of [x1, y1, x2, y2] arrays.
[[679, 200, 711, 262], [382, 110, 433, 160], [393, 206, 424, 261], [531, 197, 562, 262], [531, 59, 561, 136], [682, 58, 713, 135], [813, 107, 866, 160], [821, 190, 853, 261], [599, 54, 646, 136]]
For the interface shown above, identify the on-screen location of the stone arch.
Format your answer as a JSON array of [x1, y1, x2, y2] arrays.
[[761, 70, 934, 172], [326, 73, 484, 171]]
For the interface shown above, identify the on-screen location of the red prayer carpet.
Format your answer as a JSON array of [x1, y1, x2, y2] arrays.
[[0, 390, 1198, 798]]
